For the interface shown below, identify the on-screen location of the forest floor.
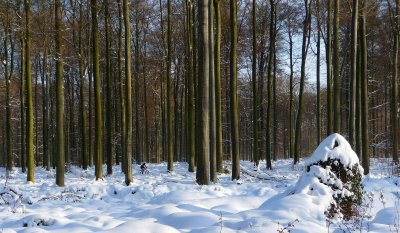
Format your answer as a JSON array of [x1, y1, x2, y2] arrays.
[[0, 158, 399, 233]]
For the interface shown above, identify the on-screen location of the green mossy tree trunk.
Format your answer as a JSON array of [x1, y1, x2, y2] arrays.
[[91, 0, 103, 180], [25, 0, 34, 183], [123, 0, 133, 185]]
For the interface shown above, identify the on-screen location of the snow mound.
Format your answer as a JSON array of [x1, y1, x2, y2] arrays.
[[305, 133, 362, 172], [259, 134, 364, 223]]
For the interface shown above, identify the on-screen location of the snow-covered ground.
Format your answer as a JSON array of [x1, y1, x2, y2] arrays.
[[0, 158, 398, 233]]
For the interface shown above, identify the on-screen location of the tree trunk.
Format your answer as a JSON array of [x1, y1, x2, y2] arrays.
[[91, 0, 103, 180], [327, 0, 333, 135], [294, 0, 311, 164], [196, 0, 210, 185], [209, 0, 216, 183], [25, 0, 34, 183], [266, 0, 275, 170], [360, 1, 369, 174], [79, 2, 88, 170], [55, 0, 65, 186], [349, 0, 359, 147], [392, 0, 399, 164], [333, 0, 340, 133], [104, 0, 113, 175], [230, 0, 240, 180], [214, 0, 223, 173], [123, 0, 133, 185], [252, 0, 259, 167], [167, 0, 174, 172], [187, 0, 196, 172]]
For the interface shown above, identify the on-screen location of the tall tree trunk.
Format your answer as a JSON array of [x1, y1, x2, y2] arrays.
[[167, 0, 174, 172], [356, 33, 362, 157], [294, 0, 311, 164], [252, 0, 259, 167], [360, 0, 369, 174], [79, 1, 88, 170], [91, 0, 103, 180], [209, 0, 216, 183], [327, 0, 333, 135], [123, 0, 133, 185], [20, 28, 26, 173], [5, 13, 12, 173], [266, 0, 275, 170], [214, 0, 223, 173], [333, 0, 340, 133], [55, 0, 65, 186], [230, 0, 240, 180], [25, 0, 34, 182], [134, 18, 142, 165], [117, 0, 126, 172], [187, 0, 196, 172], [196, 0, 210, 185], [392, 0, 399, 164], [42, 48, 49, 170], [289, 32, 294, 157], [316, 0, 322, 144], [104, 0, 113, 175], [349, 0, 359, 147]]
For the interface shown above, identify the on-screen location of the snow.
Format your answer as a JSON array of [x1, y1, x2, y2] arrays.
[[0, 158, 398, 233], [304, 133, 362, 171]]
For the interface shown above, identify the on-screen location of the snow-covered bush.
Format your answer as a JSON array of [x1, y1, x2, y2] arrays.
[[302, 133, 364, 221]]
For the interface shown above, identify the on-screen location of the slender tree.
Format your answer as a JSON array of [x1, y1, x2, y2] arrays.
[[79, 0, 88, 170], [104, 0, 113, 175], [196, 0, 210, 185], [392, 0, 399, 164], [187, 0, 196, 173], [349, 0, 359, 147], [327, 0, 333, 135], [294, 0, 312, 164], [214, 0, 223, 173], [91, 0, 103, 180], [230, 0, 240, 180], [25, 0, 34, 182], [333, 0, 340, 133], [167, 0, 174, 172], [360, 0, 369, 174], [4, 11, 12, 173], [266, 0, 275, 170], [209, 0, 217, 183], [117, 0, 126, 172], [252, 0, 259, 167], [316, 0, 322, 144], [123, 0, 133, 185], [55, 0, 65, 186]]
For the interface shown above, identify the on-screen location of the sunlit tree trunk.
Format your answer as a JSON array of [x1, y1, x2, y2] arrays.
[[214, 0, 223, 173], [123, 0, 133, 185], [25, 0, 34, 183], [196, 0, 210, 185]]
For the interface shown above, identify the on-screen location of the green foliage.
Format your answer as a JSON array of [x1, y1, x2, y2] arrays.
[[307, 158, 363, 221]]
